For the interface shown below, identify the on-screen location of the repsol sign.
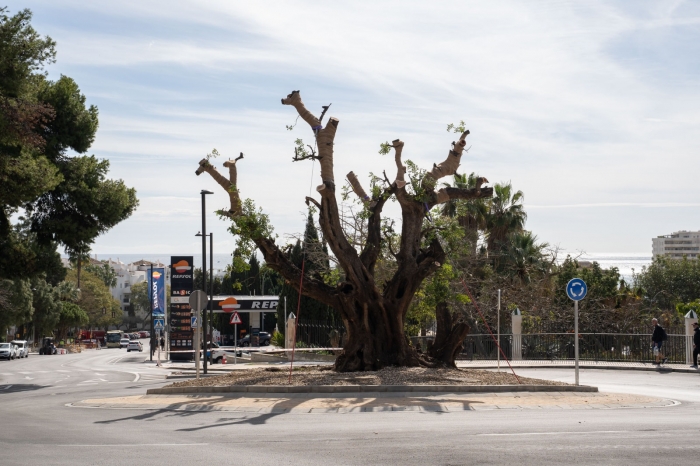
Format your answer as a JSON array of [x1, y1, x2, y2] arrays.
[[212, 296, 279, 312]]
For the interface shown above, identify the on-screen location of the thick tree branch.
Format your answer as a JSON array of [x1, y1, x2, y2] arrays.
[[391, 139, 407, 188], [429, 185, 493, 208], [254, 236, 340, 309], [346, 171, 372, 206], [359, 187, 392, 274], [282, 90, 338, 192], [195, 156, 243, 216], [424, 130, 470, 186]]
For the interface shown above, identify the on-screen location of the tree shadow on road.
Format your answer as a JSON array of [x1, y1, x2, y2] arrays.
[[0, 384, 50, 394], [91, 392, 485, 430]]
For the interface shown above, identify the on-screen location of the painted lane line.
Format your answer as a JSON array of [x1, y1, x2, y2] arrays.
[[49, 444, 210, 447], [478, 430, 633, 437], [1, 385, 12, 390]]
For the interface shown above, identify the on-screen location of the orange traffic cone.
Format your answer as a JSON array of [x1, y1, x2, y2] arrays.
[[222, 354, 227, 365]]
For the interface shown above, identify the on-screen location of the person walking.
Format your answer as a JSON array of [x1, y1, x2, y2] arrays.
[[691, 322, 700, 369], [652, 318, 668, 365]]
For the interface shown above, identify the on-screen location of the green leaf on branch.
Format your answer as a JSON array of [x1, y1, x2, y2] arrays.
[[446, 120, 467, 134], [379, 141, 391, 155]]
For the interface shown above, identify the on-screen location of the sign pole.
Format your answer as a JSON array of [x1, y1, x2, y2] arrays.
[[497, 289, 501, 372], [575, 300, 579, 386], [566, 278, 585, 387], [234, 323, 238, 365], [194, 309, 200, 379], [149, 264, 154, 362]]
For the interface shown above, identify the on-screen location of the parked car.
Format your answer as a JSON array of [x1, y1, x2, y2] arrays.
[[138, 331, 149, 338], [0, 342, 14, 360], [127, 341, 143, 352], [206, 342, 228, 364], [119, 338, 130, 348], [10, 340, 28, 358], [239, 332, 271, 347]]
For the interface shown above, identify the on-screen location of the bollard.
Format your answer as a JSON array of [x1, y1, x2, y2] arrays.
[[685, 310, 698, 365], [511, 308, 522, 360], [285, 313, 296, 359]]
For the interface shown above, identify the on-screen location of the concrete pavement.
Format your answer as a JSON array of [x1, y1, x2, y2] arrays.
[[3, 346, 700, 465]]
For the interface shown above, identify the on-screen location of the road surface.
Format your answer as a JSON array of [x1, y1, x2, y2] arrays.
[[2, 348, 700, 465]]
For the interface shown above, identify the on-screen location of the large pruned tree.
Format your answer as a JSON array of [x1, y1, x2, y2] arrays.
[[196, 91, 492, 371]]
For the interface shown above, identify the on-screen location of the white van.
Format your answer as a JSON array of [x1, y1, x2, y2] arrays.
[[10, 340, 28, 358]]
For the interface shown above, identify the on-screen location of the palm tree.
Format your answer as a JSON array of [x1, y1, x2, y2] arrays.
[[485, 182, 527, 254], [501, 231, 549, 283], [440, 172, 489, 253]]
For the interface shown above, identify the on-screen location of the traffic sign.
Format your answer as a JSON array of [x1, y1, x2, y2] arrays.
[[229, 311, 242, 325], [566, 278, 587, 301], [154, 319, 165, 331], [191, 315, 198, 328], [189, 290, 208, 311]]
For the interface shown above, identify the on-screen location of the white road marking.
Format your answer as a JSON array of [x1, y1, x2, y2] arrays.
[[24, 376, 33, 380], [478, 430, 632, 437], [1, 385, 12, 390], [50, 444, 209, 447]]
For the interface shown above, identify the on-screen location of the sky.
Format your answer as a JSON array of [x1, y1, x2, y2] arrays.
[[13, 0, 700, 258]]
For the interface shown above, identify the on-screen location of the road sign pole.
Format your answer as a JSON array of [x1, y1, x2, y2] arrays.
[[194, 309, 201, 379], [575, 300, 579, 386], [149, 264, 154, 362], [497, 289, 501, 372], [234, 323, 238, 365]]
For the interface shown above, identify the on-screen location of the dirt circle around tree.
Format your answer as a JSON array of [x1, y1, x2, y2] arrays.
[[166, 366, 568, 389]]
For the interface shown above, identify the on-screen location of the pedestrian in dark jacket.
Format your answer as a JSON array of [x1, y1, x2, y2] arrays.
[[651, 318, 668, 365], [691, 322, 700, 368]]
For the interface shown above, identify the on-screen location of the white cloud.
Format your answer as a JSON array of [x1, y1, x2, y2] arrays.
[[19, 0, 700, 254]]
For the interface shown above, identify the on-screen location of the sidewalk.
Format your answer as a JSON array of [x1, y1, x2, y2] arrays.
[[72, 391, 676, 413], [456, 359, 700, 374]]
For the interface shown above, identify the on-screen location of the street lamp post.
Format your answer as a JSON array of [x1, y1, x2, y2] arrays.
[[200, 190, 213, 374], [196, 231, 213, 374]]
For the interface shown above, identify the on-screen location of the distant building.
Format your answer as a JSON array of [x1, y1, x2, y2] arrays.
[[652, 230, 700, 259], [104, 258, 169, 328]]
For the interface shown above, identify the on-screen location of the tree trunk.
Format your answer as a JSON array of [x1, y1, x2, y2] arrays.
[[427, 302, 471, 367], [333, 297, 421, 372]]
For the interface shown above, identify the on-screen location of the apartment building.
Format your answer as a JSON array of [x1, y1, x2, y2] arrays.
[[104, 259, 169, 327], [652, 230, 700, 259]]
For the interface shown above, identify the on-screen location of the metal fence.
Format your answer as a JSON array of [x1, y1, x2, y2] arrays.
[[460, 333, 687, 363], [295, 321, 345, 348], [410, 332, 688, 363]]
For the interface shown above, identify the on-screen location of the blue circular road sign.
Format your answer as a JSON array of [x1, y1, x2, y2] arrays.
[[566, 278, 587, 301]]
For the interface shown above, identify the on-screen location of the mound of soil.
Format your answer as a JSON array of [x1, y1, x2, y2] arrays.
[[167, 366, 568, 388]]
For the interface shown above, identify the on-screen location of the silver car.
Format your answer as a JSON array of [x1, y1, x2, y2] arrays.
[[10, 340, 28, 358], [0, 342, 15, 360]]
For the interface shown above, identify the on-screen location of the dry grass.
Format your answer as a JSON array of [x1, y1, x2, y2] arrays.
[[167, 366, 568, 388]]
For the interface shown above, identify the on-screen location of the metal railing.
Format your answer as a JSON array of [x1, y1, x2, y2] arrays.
[[412, 333, 688, 363], [295, 321, 345, 348]]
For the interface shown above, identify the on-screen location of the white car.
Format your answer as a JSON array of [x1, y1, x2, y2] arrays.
[[119, 338, 130, 348], [0, 342, 14, 360], [11, 340, 28, 358], [127, 341, 143, 352]]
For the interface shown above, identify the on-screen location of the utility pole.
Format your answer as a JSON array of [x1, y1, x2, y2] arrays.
[[149, 263, 154, 362], [200, 190, 212, 373]]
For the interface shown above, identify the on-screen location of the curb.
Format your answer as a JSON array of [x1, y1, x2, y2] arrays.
[[146, 384, 598, 395], [458, 363, 700, 374]]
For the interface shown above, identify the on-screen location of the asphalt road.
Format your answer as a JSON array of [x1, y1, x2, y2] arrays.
[[2, 350, 700, 465]]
